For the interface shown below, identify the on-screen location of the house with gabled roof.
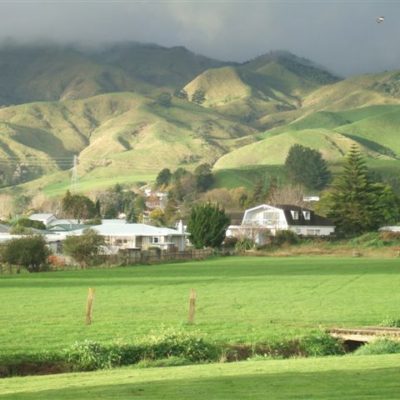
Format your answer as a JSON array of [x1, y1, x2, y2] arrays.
[[69, 220, 188, 252], [226, 204, 335, 244]]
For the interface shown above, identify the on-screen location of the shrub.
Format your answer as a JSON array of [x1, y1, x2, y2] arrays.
[[145, 329, 219, 362], [0, 235, 50, 272], [63, 228, 105, 267], [235, 238, 254, 252], [354, 339, 400, 356], [380, 317, 400, 328], [65, 340, 121, 371], [299, 333, 345, 357], [63, 329, 220, 372], [272, 230, 300, 246]]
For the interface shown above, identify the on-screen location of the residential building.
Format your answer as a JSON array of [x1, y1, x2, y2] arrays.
[[70, 221, 188, 252], [227, 204, 335, 244]]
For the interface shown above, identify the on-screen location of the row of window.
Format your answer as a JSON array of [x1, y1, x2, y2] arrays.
[[290, 210, 311, 220]]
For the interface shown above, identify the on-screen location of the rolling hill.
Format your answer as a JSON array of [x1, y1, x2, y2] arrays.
[[0, 42, 400, 196]]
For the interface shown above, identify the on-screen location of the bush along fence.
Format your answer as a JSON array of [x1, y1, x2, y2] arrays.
[[0, 248, 216, 274]]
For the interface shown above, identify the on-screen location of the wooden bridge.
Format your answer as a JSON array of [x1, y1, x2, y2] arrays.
[[329, 327, 400, 343]]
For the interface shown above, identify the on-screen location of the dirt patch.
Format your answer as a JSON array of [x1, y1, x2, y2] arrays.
[[0, 362, 70, 378]]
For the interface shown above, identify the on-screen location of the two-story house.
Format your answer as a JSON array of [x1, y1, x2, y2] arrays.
[[227, 204, 335, 244]]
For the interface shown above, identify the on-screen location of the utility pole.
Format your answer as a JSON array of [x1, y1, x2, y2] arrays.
[[71, 155, 79, 193]]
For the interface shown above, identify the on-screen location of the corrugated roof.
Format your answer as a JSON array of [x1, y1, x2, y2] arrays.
[[71, 223, 186, 237]]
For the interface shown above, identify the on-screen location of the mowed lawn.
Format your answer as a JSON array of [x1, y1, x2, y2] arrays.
[[1, 355, 400, 399], [1, 257, 400, 356]]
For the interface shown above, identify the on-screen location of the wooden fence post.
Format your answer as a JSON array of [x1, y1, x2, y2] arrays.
[[85, 288, 95, 325], [188, 288, 196, 324]]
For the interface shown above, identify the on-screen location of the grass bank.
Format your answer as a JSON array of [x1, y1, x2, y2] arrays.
[[1, 354, 400, 399]]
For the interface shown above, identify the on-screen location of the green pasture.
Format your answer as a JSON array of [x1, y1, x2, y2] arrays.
[[1, 354, 400, 399], [1, 257, 400, 357]]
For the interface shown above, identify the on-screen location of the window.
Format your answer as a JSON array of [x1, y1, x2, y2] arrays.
[[152, 237, 159, 244], [263, 211, 279, 225], [291, 210, 299, 220], [303, 211, 311, 220]]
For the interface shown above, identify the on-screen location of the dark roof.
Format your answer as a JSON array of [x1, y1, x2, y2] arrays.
[[226, 211, 245, 225], [275, 204, 334, 227]]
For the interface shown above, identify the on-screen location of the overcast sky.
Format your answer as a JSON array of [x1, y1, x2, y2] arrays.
[[0, 1, 399, 76]]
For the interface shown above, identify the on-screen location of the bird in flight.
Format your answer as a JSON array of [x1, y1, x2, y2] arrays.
[[376, 16, 385, 23]]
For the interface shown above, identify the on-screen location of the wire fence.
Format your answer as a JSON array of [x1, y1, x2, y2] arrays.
[[0, 248, 217, 274]]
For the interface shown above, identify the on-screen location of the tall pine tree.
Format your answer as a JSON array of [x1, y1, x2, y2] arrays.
[[325, 145, 400, 235]]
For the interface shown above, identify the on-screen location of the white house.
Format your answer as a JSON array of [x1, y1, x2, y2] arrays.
[[29, 213, 57, 226], [69, 221, 188, 252], [227, 204, 335, 244]]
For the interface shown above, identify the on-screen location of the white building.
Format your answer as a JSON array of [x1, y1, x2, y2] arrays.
[[70, 221, 188, 252], [29, 213, 57, 226], [227, 204, 335, 244]]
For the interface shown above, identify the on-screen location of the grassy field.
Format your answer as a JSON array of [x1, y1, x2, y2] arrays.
[[1, 354, 400, 399], [1, 257, 400, 357]]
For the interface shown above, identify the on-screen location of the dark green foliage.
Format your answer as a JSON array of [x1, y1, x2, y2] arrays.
[[354, 339, 400, 356], [65, 340, 122, 371], [156, 92, 172, 107], [156, 168, 172, 187], [63, 228, 105, 266], [325, 146, 400, 235], [62, 190, 97, 222], [172, 167, 189, 182], [191, 89, 206, 104], [173, 89, 188, 100], [380, 317, 400, 328], [96, 185, 136, 219], [194, 163, 214, 192], [187, 203, 230, 248], [0, 235, 49, 272], [285, 144, 331, 190], [235, 238, 254, 252], [13, 217, 46, 230], [64, 329, 219, 372], [299, 333, 345, 357], [272, 230, 300, 246], [125, 207, 137, 223], [250, 177, 268, 205]]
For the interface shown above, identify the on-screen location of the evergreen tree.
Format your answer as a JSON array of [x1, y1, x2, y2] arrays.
[[325, 146, 400, 235], [250, 177, 267, 205], [187, 203, 230, 249], [285, 144, 331, 189], [191, 89, 206, 105], [194, 163, 214, 192], [156, 168, 172, 187], [174, 89, 188, 100]]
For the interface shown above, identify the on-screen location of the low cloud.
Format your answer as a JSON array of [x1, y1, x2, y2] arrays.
[[0, 1, 399, 75]]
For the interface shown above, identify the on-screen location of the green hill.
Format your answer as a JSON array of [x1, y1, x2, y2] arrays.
[[0, 92, 257, 193], [1, 43, 400, 195], [0, 43, 226, 106]]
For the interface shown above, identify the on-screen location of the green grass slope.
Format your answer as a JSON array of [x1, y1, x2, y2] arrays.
[[0, 92, 257, 193], [1, 257, 400, 356], [2, 355, 400, 399], [214, 128, 374, 169]]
